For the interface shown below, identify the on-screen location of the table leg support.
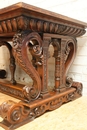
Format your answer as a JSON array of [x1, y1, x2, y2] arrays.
[[0, 31, 83, 129]]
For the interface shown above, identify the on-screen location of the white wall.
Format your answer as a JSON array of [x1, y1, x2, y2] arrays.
[[0, 0, 87, 95]]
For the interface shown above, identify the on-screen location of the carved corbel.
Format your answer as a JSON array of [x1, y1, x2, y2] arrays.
[[51, 37, 77, 91], [12, 32, 42, 102], [64, 37, 77, 88], [0, 100, 30, 129]]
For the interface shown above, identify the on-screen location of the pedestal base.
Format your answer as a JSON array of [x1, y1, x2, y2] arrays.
[[0, 81, 82, 130]]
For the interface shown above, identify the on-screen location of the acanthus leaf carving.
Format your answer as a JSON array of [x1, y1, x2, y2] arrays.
[[12, 31, 42, 102]]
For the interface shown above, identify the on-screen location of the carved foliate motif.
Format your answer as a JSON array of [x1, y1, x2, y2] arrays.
[[0, 81, 82, 128], [0, 84, 24, 99], [47, 37, 77, 91], [29, 42, 43, 66], [13, 32, 43, 102]]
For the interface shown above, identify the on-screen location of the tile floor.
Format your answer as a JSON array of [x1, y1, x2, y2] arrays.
[[0, 93, 87, 130]]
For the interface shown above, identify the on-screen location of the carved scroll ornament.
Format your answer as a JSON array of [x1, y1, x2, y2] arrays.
[[0, 81, 82, 128], [12, 32, 43, 102], [48, 36, 77, 90]]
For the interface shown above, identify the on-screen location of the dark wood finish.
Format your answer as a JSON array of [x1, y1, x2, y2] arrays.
[[0, 2, 86, 130]]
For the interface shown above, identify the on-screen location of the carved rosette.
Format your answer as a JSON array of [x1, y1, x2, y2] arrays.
[[12, 32, 42, 102]]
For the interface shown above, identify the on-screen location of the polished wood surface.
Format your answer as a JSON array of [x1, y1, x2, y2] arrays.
[[0, 2, 86, 38], [0, 2, 86, 130], [0, 2, 87, 27]]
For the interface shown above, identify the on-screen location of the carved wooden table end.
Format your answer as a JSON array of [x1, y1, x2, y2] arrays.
[[0, 2, 86, 130]]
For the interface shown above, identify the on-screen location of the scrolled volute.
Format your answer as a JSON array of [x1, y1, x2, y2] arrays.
[[12, 32, 42, 102]]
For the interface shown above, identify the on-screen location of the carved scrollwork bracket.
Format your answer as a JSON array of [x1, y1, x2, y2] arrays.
[[0, 100, 30, 126], [0, 82, 82, 129], [12, 32, 43, 102], [60, 37, 77, 89], [48, 36, 77, 91], [64, 38, 77, 88]]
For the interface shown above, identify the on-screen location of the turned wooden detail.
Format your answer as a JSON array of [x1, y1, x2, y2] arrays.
[[52, 37, 77, 91], [0, 2, 86, 130]]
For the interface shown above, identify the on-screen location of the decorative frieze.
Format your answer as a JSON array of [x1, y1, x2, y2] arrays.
[[0, 16, 86, 37]]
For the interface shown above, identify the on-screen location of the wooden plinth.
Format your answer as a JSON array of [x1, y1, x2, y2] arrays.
[[0, 80, 82, 130], [0, 81, 82, 130], [0, 80, 25, 101]]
